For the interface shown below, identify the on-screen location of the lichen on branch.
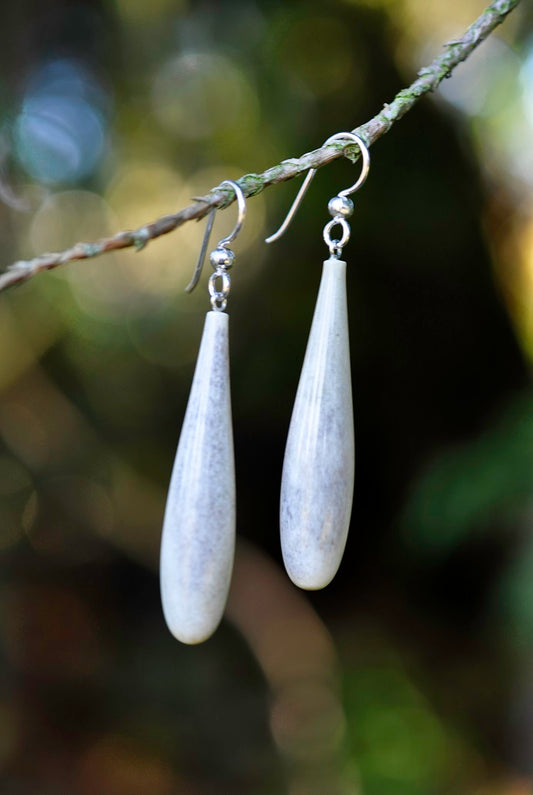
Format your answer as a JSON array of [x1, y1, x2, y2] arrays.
[[0, 0, 521, 294]]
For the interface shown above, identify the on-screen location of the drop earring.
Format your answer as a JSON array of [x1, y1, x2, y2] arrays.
[[160, 180, 245, 644], [266, 132, 370, 590]]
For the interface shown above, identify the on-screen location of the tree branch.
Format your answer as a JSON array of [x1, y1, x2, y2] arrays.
[[0, 0, 521, 294]]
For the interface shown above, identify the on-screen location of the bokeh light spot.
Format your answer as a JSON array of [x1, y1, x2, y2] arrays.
[[30, 190, 117, 253], [152, 52, 258, 140], [439, 37, 520, 117], [14, 59, 109, 185]]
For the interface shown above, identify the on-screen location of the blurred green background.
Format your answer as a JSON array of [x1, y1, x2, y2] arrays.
[[1, 0, 533, 793]]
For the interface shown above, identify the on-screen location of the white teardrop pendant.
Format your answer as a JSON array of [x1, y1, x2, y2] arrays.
[[160, 310, 235, 644], [281, 257, 355, 589]]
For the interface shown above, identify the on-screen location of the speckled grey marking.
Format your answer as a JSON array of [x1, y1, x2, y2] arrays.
[[160, 311, 235, 643], [280, 258, 354, 589]]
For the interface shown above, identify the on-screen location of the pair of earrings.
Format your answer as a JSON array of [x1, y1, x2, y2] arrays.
[[160, 133, 370, 644]]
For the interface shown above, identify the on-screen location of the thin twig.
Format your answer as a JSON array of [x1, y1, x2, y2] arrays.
[[0, 0, 521, 294]]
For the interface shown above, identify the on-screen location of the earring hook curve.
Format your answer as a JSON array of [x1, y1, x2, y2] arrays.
[[265, 132, 370, 245], [185, 179, 246, 293]]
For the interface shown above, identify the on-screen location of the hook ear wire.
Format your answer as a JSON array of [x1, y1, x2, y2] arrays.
[[185, 179, 246, 294], [217, 179, 246, 248], [265, 167, 317, 245], [265, 132, 370, 245], [185, 208, 216, 294]]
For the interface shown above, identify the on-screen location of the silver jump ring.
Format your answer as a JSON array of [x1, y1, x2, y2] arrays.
[[208, 270, 231, 301], [323, 217, 351, 254], [211, 297, 227, 312]]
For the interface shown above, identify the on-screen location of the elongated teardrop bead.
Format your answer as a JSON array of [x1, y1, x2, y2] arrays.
[[160, 311, 235, 644], [280, 257, 355, 590]]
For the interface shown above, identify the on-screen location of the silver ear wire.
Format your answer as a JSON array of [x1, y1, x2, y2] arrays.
[[185, 208, 216, 294], [185, 179, 246, 294], [265, 132, 370, 244]]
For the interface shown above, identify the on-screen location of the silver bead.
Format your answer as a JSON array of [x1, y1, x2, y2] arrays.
[[328, 195, 354, 219], [209, 247, 234, 270]]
